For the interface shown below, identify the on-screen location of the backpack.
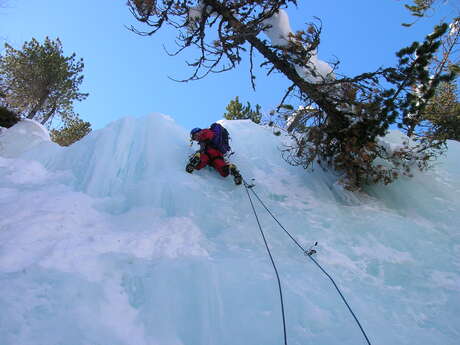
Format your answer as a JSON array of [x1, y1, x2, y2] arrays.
[[210, 123, 231, 154]]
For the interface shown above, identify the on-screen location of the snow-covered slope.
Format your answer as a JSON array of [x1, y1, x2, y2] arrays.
[[0, 115, 459, 345], [0, 119, 50, 158]]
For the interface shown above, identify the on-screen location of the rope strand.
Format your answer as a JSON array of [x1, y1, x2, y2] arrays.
[[307, 255, 372, 345], [245, 180, 372, 345], [243, 182, 288, 345]]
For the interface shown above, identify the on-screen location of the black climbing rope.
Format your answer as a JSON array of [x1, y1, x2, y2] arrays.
[[244, 179, 372, 345], [243, 181, 288, 345], [306, 254, 372, 345]]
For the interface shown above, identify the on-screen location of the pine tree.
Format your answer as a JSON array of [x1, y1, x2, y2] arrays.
[[0, 37, 88, 126], [50, 118, 92, 146], [422, 81, 460, 140], [224, 97, 262, 124]]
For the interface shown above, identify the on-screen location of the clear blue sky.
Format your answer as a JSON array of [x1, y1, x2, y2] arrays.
[[0, 0, 454, 130]]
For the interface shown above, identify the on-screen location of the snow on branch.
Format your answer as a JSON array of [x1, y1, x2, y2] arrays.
[[262, 9, 334, 83]]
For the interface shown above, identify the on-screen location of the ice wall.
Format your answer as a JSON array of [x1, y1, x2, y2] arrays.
[[0, 114, 459, 345], [0, 119, 50, 158]]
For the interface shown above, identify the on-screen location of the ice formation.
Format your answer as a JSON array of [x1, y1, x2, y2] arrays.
[[0, 119, 50, 158], [0, 114, 459, 345]]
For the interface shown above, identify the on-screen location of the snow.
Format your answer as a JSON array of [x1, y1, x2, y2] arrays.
[[262, 9, 293, 47], [449, 17, 459, 36], [262, 9, 334, 83], [0, 119, 52, 158], [0, 113, 459, 345]]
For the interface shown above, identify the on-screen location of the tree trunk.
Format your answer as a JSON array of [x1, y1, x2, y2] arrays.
[[40, 103, 58, 125], [27, 93, 49, 120]]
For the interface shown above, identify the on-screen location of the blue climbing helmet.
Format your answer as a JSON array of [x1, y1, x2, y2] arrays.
[[190, 127, 201, 138]]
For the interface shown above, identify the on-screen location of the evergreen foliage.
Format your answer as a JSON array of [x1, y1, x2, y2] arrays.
[[224, 96, 262, 124], [0, 37, 88, 126], [400, 1, 459, 138], [404, 0, 436, 19], [128, 0, 458, 190], [50, 118, 91, 146], [422, 82, 460, 141]]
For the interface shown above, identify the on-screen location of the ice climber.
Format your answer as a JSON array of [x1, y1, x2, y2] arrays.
[[186, 124, 243, 185]]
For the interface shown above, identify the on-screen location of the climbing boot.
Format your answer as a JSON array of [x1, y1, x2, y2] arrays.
[[186, 153, 201, 173], [228, 164, 242, 185], [185, 163, 195, 173]]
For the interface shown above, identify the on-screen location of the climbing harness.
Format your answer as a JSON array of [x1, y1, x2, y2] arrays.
[[243, 179, 372, 345]]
